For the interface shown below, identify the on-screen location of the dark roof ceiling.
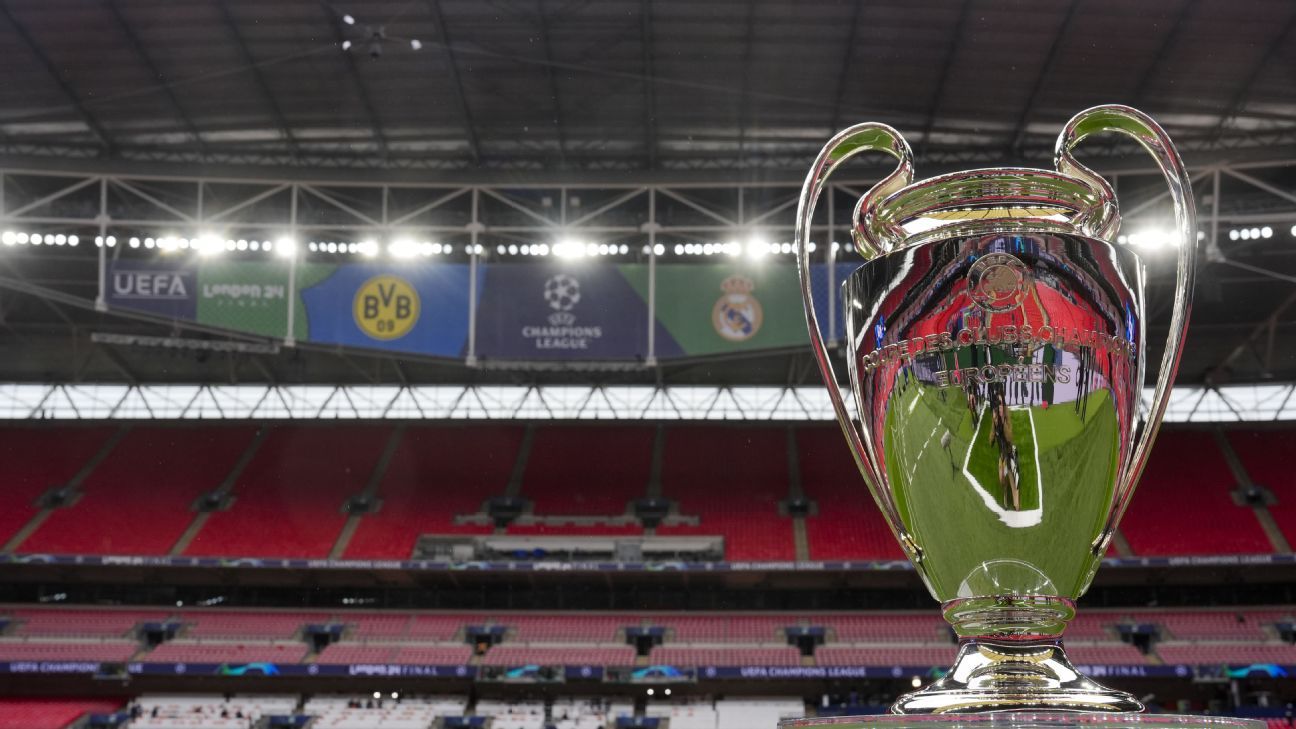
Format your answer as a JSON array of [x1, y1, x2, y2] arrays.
[[0, 0, 1292, 173], [0, 0, 1294, 390]]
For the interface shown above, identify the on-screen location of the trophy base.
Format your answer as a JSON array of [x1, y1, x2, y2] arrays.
[[780, 714, 1264, 729], [892, 639, 1142, 714]]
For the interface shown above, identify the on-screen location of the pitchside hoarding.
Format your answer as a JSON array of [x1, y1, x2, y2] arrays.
[[106, 261, 850, 361]]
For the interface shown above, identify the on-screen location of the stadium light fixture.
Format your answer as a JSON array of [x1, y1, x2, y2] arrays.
[[554, 238, 586, 258], [196, 233, 224, 256], [343, 13, 355, 25], [911, 676, 922, 688], [746, 236, 769, 259], [390, 239, 419, 259], [1, 231, 13, 245]]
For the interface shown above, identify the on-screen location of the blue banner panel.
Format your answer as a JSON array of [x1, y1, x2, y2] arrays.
[[106, 260, 196, 320], [299, 263, 476, 358], [474, 263, 652, 361]]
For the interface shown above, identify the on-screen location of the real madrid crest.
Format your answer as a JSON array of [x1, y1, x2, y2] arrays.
[[712, 274, 763, 342], [968, 252, 1031, 313]]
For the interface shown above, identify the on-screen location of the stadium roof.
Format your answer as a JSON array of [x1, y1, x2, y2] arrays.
[[0, 0, 1292, 175], [0, 0, 1293, 392]]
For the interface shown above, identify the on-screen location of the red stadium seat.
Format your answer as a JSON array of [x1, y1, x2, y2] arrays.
[[20, 426, 257, 555], [186, 426, 393, 558], [343, 426, 520, 559], [0, 426, 115, 550], [521, 425, 654, 515], [656, 426, 795, 560], [0, 699, 123, 729], [1227, 429, 1296, 549], [1120, 431, 1272, 555], [797, 426, 906, 560]]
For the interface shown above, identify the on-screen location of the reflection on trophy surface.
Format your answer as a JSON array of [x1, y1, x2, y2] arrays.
[[795, 106, 1197, 714]]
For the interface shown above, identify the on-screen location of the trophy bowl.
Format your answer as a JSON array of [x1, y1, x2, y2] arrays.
[[795, 106, 1197, 714]]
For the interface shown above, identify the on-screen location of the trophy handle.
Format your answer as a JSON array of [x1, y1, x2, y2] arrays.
[[1054, 105, 1198, 551], [795, 123, 919, 558]]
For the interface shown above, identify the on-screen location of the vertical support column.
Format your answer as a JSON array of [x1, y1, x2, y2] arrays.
[[466, 188, 482, 366], [645, 188, 658, 366], [95, 177, 108, 311], [284, 184, 299, 346]]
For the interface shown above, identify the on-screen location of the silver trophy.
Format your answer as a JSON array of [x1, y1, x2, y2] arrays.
[[795, 106, 1196, 714]]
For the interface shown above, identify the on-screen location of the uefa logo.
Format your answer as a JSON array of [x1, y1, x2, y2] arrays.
[[967, 252, 1031, 313]]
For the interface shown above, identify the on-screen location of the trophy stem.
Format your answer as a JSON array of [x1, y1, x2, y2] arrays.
[[890, 596, 1143, 714]]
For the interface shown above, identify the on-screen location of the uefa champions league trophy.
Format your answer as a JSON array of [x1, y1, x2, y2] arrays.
[[794, 106, 1205, 716]]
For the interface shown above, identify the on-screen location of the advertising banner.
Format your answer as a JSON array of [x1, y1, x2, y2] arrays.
[[105, 261, 196, 320], [624, 263, 809, 358], [474, 263, 659, 361], [299, 263, 476, 358], [196, 261, 325, 340], [104, 260, 854, 361]]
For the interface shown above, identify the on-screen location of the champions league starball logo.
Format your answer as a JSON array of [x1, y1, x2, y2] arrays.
[[522, 273, 602, 350], [712, 274, 763, 342], [543, 273, 581, 326]]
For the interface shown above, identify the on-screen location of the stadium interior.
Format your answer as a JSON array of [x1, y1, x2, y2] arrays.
[[0, 0, 1295, 727]]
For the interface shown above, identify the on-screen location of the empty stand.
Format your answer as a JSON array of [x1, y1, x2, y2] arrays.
[[304, 695, 469, 729], [521, 426, 654, 515], [0, 699, 123, 729], [9, 607, 168, 637], [797, 427, 906, 560], [183, 610, 329, 639], [0, 639, 138, 662], [502, 615, 628, 642], [481, 645, 636, 666], [812, 613, 949, 643], [0, 426, 114, 549], [145, 641, 308, 664], [316, 643, 472, 665], [343, 426, 522, 559], [1121, 431, 1271, 555], [656, 615, 789, 643], [657, 426, 794, 560], [21, 427, 257, 555], [815, 645, 952, 666], [1065, 642, 1151, 665], [650, 646, 801, 666], [1156, 642, 1296, 665], [186, 426, 392, 558], [128, 695, 298, 728], [1228, 429, 1296, 548]]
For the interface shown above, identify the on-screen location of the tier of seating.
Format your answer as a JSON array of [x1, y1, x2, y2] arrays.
[[0, 698, 123, 729], [303, 695, 469, 729], [127, 694, 298, 729], [3, 605, 1295, 669], [0, 423, 1286, 561]]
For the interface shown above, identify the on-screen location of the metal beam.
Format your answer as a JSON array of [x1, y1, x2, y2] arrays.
[[917, 0, 971, 155], [1007, 0, 1081, 154], [317, 5, 388, 159], [640, 0, 657, 168], [1129, 0, 1196, 105], [1209, 7, 1296, 140], [214, 0, 300, 158], [104, 0, 205, 153], [736, 0, 757, 162], [534, 0, 567, 167], [0, 1, 114, 152], [828, 0, 863, 135], [425, 0, 481, 165]]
